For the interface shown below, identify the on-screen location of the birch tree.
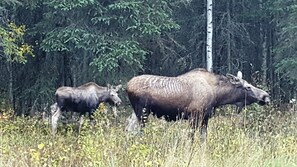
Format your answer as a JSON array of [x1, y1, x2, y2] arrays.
[[206, 0, 213, 72]]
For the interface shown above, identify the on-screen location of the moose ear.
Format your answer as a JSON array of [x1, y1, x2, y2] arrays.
[[226, 73, 236, 80], [226, 73, 240, 84], [237, 71, 243, 79], [107, 84, 111, 90], [115, 84, 122, 91]]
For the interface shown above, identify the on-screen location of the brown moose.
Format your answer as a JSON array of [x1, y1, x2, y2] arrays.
[[125, 68, 270, 141]]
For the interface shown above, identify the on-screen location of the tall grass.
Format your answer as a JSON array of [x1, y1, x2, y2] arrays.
[[1, 106, 297, 167]]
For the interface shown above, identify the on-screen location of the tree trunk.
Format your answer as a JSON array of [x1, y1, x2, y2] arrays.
[[58, 53, 65, 87], [82, 50, 88, 84], [206, 0, 213, 72], [227, 0, 231, 72], [6, 61, 13, 108], [261, 28, 267, 85], [269, 21, 277, 99], [64, 54, 73, 86], [260, 0, 267, 85]]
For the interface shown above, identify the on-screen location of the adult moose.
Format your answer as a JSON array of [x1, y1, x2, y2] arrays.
[[52, 82, 122, 135], [126, 68, 270, 141]]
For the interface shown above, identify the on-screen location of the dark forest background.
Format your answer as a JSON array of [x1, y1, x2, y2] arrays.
[[1, 0, 297, 116]]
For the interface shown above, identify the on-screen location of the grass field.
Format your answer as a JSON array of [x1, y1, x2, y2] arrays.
[[1, 105, 297, 167]]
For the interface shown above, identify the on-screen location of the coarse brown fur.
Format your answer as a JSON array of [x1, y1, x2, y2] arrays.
[[126, 68, 270, 141]]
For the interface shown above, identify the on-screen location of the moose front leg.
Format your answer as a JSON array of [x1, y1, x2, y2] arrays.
[[188, 111, 210, 143], [200, 120, 208, 143], [189, 113, 200, 142], [200, 108, 212, 143]]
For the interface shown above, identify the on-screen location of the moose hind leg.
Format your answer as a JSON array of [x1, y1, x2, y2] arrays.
[[78, 114, 84, 134], [51, 108, 62, 135], [133, 101, 149, 129], [140, 108, 150, 128]]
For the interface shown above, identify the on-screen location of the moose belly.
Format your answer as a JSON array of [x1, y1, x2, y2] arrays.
[[150, 103, 188, 121]]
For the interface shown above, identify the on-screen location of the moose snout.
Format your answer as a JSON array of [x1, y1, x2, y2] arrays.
[[258, 94, 270, 105], [116, 100, 122, 106], [264, 96, 270, 104]]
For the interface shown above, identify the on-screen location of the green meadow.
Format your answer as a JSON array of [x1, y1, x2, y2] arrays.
[[1, 106, 297, 167]]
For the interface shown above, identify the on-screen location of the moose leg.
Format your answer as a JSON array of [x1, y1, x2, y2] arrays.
[[125, 112, 139, 132], [133, 100, 149, 129], [200, 108, 212, 142], [140, 107, 150, 128], [200, 118, 209, 143], [78, 114, 84, 134], [236, 105, 244, 114], [189, 113, 200, 141], [89, 112, 95, 126], [51, 107, 62, 135], [112, 106, 118, 117]]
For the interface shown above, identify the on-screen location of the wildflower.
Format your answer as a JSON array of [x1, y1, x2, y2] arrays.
[[38, 143, 45, 150]]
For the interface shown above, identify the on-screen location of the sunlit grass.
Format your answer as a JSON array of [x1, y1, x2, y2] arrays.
[[1, 105, 297, 167]]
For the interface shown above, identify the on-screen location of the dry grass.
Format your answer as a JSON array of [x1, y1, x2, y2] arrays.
[[1, 105, 297, 167]]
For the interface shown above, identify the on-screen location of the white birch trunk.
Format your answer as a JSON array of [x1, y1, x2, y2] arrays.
[[227, 1, 231, 72], [261, 28, 267, 85], [260, 0, 267, 85], [206, 0, 213, 72]]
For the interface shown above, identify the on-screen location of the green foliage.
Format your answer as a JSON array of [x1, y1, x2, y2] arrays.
[[0, 23, 34, 63], [0, 0, 21, 6], [90, 40, 147, 72], [105, 0, 180, 36], [3, 0, 297, 121], [21, 76, 56, 110], [38, 0, 179, 76], [45, 0, 96, 11], [41, 28, 94, 52], [276, 58, 297, 81], [273, 0, 297, 84]]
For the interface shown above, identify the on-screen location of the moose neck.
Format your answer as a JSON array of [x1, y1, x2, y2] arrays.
[[97, 88, 110, 103], [214, 84, 245, 107]]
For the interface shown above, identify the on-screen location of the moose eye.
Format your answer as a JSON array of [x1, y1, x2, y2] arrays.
[[245, 86, 252, 91]]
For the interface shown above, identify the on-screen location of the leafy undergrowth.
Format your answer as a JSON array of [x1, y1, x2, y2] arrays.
[[1, 106, 297, 167]]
